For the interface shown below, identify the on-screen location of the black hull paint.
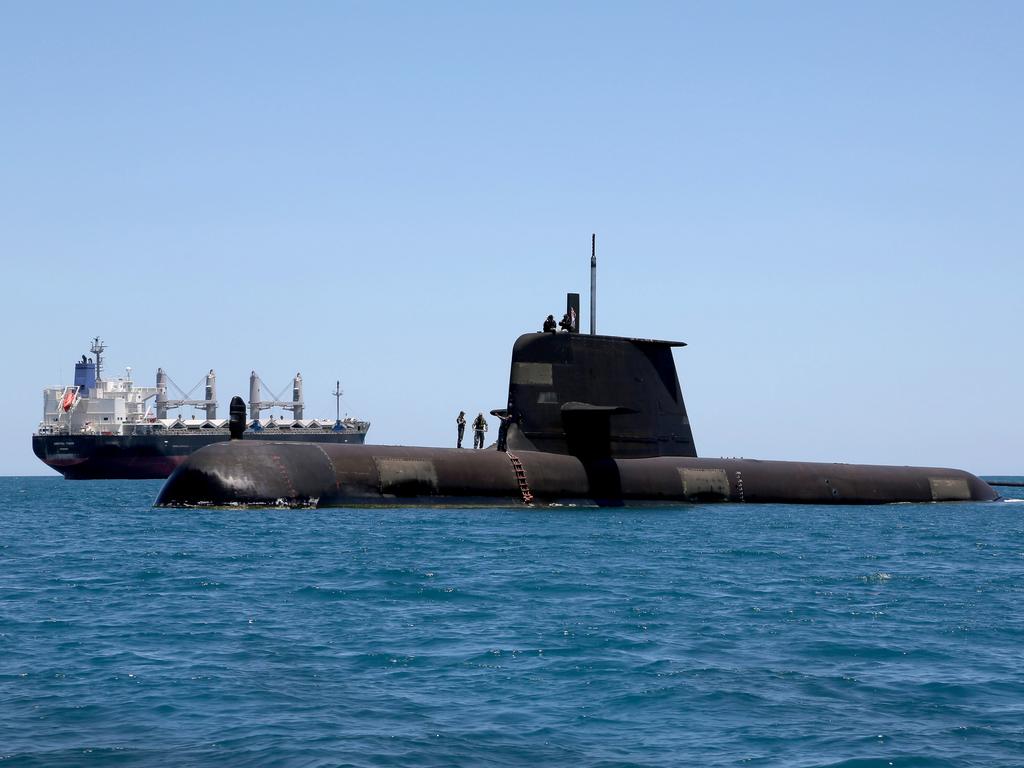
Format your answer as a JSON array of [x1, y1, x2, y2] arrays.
[[33, 430, 368, 480], [155, 442, 1000, 507]]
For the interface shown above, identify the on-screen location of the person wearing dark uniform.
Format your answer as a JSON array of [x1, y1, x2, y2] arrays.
[[542, 315, 557, 333], [495, 412, 513, 452], [472, 412, 488, 449], [456, 411, 466, 448]]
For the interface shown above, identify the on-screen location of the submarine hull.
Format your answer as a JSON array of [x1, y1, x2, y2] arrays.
[[154, 331, 997, 509], [154, 441, 998, 507]]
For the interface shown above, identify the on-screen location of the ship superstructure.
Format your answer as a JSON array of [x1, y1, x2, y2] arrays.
[[33, 338, 369, 479]]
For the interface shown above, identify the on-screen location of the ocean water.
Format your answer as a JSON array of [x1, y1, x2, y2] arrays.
[[2, 477, 1023, 767]]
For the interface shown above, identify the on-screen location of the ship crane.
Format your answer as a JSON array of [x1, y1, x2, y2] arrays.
[[156, 369, 218, 419], [248, 372, 304, 422]]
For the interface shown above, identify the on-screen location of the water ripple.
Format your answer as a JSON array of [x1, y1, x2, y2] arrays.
[[0, 477, 1023, 766]]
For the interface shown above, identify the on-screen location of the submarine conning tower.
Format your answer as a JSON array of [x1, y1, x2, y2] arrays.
[[504, 331, 697, 459]]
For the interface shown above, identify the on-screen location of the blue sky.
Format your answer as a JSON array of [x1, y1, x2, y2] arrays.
[[2, 2, 1021, 475]]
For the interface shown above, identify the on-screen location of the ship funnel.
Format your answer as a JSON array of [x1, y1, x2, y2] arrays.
[[74, 357, 97, 396], [156, 368, 168, 419], [292, 373, 303, 421], [205, 370, 217, 420], [249, 371, 260, 422]]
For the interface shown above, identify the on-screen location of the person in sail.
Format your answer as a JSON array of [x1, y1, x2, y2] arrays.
[[495, 411, 513, 452]]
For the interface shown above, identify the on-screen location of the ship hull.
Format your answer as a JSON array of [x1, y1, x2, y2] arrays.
[[32, 430, 368, 480]]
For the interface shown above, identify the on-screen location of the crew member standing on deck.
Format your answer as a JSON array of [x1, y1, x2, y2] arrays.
[[456, 411, 466, 448], [472, 412, 488, 449], [495, 412, 513, 452]]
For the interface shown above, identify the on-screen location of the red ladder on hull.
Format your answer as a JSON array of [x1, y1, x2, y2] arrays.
[[506, 452, 534, 504]]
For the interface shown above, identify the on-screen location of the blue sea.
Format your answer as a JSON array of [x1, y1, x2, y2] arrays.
[[2, 477, 1023, 767]]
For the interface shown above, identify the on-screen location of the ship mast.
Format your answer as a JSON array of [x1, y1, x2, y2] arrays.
[[90, 337, 106, 382], [590, 234, 597, 335], [332, 381, 343, 424]]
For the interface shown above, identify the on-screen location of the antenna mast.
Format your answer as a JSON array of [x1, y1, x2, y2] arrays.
[[90, 337, 106, 381], [590, 234, 597, 335], [332, 380, 343, 423]]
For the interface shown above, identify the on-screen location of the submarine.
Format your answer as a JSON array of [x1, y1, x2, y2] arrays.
[[156, 246, 997, 508]]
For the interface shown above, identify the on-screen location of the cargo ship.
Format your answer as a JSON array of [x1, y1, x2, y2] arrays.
[[33, 338, 370, 479]]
